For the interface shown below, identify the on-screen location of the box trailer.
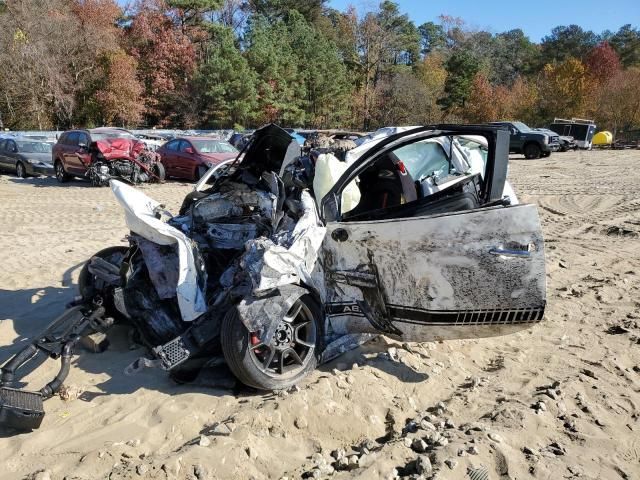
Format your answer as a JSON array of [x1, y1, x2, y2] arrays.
[[549, 118, 597, 149]]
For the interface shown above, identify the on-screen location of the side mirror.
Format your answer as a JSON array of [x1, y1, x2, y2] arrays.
[[321, 193, 339, 223], [185, 147, 195, 154]]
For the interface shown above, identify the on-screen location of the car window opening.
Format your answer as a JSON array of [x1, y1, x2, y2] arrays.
[[338, 135, 489, 222]]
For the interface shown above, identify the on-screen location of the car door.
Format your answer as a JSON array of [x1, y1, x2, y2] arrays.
[[175, 140, 197, 178], [76, 131, 92, 171], [0, 140, 11, 171], [509, 125, 525, 152], [319, 126, 546, 342], [3, 140, 21, 172], [160, 140, 179, 176], [62, 132, 83, 174]]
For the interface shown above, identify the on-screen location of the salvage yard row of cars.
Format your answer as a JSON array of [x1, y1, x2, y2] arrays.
[[0, 123, 550, 431], [0, 119, 594, 185]]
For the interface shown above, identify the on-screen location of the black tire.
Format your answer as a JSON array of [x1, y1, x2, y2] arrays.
[[78, 246, 129, 301], [541, 151, 551, 158], [15, 162, 26, 178], [150, 162, 166, 183], [55, 160, 70, 183], [221, 294, 321, 390], [195, 165, 208, 181], [523, 143, 542, 159]]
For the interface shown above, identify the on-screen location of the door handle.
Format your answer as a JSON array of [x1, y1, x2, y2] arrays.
[[489, 248, 531, 258], [331, 228, 349, 242]]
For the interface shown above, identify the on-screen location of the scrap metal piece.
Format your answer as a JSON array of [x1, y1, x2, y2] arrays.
[[241, 190, 326, 294], [321, 333, 377, 363], [206, 223, 258, 249], [135, 236, 179, 299], [124, 357, 164, 376]]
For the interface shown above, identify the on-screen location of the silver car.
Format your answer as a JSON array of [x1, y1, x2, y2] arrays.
[[0, 137, 55, 177]]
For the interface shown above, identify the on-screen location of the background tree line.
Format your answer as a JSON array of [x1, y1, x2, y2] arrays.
[[0, 0, 639, 134]]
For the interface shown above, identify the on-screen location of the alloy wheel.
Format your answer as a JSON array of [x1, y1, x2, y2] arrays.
[[248, 300, 316, 377]]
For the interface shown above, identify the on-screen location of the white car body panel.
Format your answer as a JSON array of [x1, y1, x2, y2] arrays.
[[322, 204, 546, 341]]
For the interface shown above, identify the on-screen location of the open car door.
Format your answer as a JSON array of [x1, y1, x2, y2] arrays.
[[319, 125, 546, 342]]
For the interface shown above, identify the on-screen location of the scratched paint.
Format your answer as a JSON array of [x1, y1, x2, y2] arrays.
[[321, 204, 546, 341]]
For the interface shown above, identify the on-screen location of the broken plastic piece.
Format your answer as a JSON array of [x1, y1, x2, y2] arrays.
[[111, 180, 207, 322]]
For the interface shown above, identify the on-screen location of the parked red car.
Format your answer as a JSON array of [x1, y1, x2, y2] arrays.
[[158, 137, 238, 181], [52, 127, 164, 186]]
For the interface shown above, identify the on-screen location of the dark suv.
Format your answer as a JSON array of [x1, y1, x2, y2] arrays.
[[52, 128, 137, 182], [490, 121, 559, 159]]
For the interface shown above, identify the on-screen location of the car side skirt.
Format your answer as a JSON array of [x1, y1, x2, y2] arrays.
[[326, 301, 545, 342]]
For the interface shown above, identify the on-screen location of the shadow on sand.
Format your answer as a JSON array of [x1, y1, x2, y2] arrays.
[[0, 260, 426, 436]]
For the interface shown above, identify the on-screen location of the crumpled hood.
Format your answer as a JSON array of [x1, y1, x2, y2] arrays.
[[238, 124, 301, 176], [94, 138, 145, 160]]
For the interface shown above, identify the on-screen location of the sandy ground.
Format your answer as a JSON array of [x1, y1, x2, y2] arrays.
[[0, 150, 639, 480]]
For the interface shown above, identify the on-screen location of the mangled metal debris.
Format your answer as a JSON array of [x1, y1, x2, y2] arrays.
[[1, 123, 547, 430]]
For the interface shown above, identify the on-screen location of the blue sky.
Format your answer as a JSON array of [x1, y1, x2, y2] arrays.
[[328, 0, 639, 41]]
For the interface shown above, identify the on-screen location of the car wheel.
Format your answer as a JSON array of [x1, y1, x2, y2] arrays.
[[15, 162, 26, 178], [195, 165, 208, 181], [55, 160, 70, 183], [150, 162, 166, 183], [221, 294, 321, 390], [78, 246, 129, 307], [524, 143, 542, 159], [541, 151, 551, 158]]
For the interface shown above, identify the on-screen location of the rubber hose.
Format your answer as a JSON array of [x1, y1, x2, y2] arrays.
[[40, 341, 74, 399], [0, 343, 38, 385]]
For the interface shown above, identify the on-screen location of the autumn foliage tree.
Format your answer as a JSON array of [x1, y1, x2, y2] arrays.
[[0, 1, 639, 132], [537, 57, 593, 120], [94, 50, 144, 125], [585, 42, 622, 84], [126, 0, 196, 126], [596, 68, 640, 135]]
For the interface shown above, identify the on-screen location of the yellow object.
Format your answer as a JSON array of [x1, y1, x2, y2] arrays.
[[593, 131, 613, 146], [13, 29, 27, 44], [313, 153, 361, 213]]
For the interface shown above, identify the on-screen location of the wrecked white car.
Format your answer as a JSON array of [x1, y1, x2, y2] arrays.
[[0, 124, 546, 430]]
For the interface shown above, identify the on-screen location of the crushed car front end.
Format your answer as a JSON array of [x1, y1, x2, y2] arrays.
[[0, 123, 546, 430]]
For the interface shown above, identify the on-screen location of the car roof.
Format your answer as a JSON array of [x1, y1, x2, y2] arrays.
[[89, 127, 133, 134], [10, 136, 52, 142], [171, 136, 228, 142]]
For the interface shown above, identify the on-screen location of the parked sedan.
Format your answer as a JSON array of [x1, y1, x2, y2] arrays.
[[0, 138, 54, 177], [158, 137, 238, 181]]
